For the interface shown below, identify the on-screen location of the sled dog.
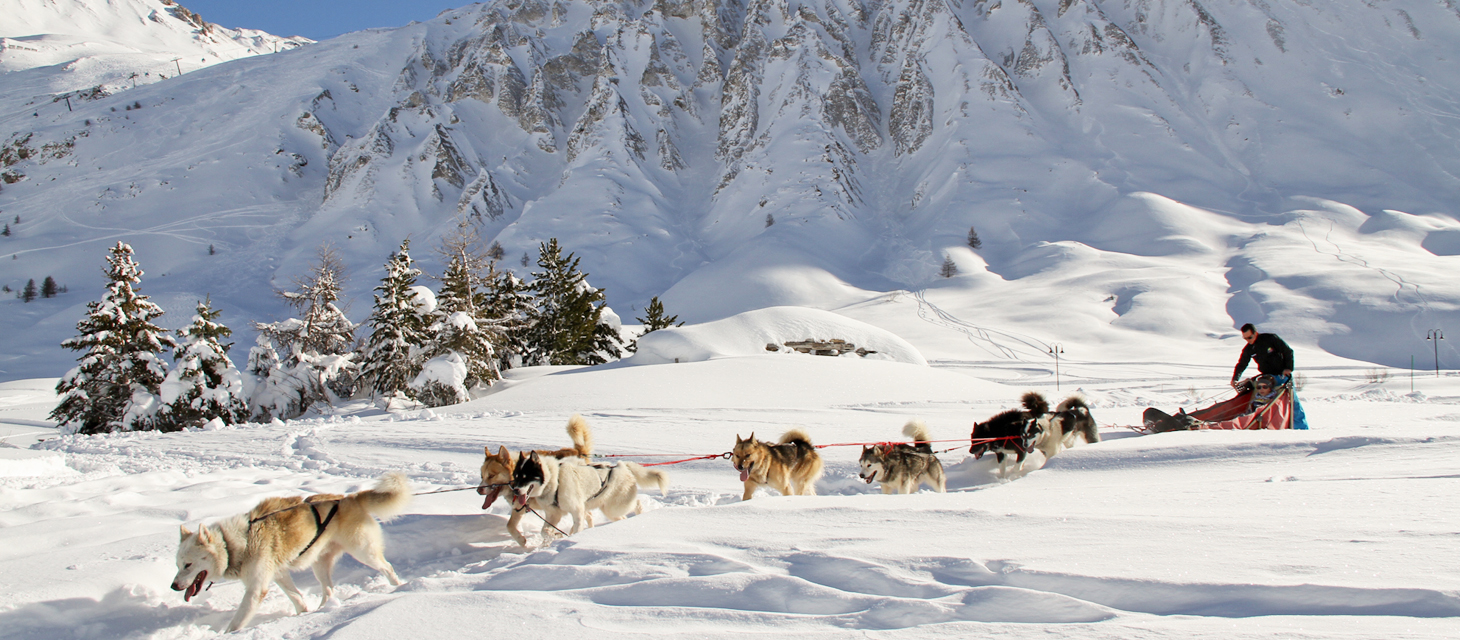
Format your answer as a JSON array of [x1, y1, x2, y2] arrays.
[[970, 392, 1047, 478], [478, 414, 594, 546], [859, 420, 946, 494], [510, 451, 669, 539], [171, 473, 411, 632], [1034, 396, 1100, 460], [731, 429, 824, 500]]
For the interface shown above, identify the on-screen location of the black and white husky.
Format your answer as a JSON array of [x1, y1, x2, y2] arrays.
[[510, 451, 669, 541], [859, 421, 946, 494], [1034, 396, 1100, 460], [970, 392, 1047, 478]]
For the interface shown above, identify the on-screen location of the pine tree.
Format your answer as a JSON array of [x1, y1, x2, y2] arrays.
[[523, 239, 623, 366], [21, 279, 36, 302], [157, 297, 249, 429], [51, 242, 176, 434], [2, 223, 9, 236], [628, 296, 682, 353], [250, 245, 358, 418], [41, 276, 58, 298], [940, 256, 959, 278], [967, 226, 982, 250], [359, 240, 429, 399]]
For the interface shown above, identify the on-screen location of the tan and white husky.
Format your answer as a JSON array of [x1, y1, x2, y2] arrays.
[[171, 473, 411, 631], [478, 414, 594, 546], [730, 429, 824, 500]]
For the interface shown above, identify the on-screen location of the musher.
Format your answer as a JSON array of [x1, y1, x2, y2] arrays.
[[1231, 323, 1307, 429]]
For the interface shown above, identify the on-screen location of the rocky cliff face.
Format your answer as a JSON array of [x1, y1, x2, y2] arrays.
[[301, 0, 1460, 288]]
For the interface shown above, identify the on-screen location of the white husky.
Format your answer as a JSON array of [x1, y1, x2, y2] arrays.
[[510, 451, 669, 539], [171, 473, 411, 631]]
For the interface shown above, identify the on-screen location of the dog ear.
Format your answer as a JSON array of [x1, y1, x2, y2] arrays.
[[497, 445, 510, 459], [196, 527, 212, 543], [180, 525, 192, 539]]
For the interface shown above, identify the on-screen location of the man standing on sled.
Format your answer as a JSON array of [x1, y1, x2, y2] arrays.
[[1231, 323, 1308, 429]]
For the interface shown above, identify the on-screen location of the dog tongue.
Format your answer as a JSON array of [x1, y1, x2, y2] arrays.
[[481, 487, 501, 510], [184, 570, 207, 602], [739, 469, 749, 482]]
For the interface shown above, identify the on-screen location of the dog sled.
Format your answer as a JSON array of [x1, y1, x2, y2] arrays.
[[1143, 379, 1294, 432]]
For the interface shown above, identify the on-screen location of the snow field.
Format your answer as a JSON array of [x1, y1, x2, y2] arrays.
[[2, 354, 1459, 638]]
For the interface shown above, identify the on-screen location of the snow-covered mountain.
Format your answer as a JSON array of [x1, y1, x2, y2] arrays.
[[2, 0, 1459, 381], [1, 0, 311, 114]]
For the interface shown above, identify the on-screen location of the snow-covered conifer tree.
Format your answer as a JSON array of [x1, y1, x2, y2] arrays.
[[51, 242, 176, 434], [359, 240, 428, 400], [249, 245, 358, 418], [524, 238, 623, 366], [416, 229, 503, 401], [483, 265, 533, 370], [156, 297, 249, 429]]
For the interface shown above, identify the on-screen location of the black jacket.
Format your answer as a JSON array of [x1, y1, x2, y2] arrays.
[[1233, 333, 1295, 381]]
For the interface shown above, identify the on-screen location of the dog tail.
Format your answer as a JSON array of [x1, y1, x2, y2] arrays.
[[566, 414, 595, 458], [355, 472, 412, 521], [779, 428, 814, 448], [1055, 395, 1088, 413], [902, 420, 933, 454], [1021, 391, 1049, 416], [621, 461, 670, 496]]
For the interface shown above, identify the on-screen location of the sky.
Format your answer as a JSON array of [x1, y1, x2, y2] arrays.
[[180, 0, 472, 40]]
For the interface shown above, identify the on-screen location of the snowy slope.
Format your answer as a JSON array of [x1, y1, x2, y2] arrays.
[[0, 0, 310, 116], [1, 0, 1459, 384], [2, 353, 1458, 638]]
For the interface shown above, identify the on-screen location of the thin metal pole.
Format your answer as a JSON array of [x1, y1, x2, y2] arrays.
[[1049, 344, 1064, 391], [1429, 330, 1444, 378]]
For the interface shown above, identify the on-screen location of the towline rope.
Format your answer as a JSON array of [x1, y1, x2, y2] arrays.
[[245, 483, 506, 523], [588, 436, 1027, 468]]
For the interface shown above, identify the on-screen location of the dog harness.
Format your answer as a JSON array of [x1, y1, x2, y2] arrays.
[[586, 465, 620, 502], [296, 501, 339, 559]]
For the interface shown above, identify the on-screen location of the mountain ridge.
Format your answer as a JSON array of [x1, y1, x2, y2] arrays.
[[1, 0, 1458, 380]]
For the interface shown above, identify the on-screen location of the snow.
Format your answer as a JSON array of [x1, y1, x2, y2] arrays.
[[627, 306, 926, 365], [0, 1, 1459, 636], [3, 348, 1460, 638]]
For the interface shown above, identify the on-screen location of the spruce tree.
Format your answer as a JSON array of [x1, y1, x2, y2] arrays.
[[359, 240, 428, 399], [483, 266, 533, 370], [524, 239, 623, 366], [420, 230, 503, 395], [51, 242, 176, 434], [21, 279, 36, 302], [157, 297, 249, 429], [628, 296, 682, 353], [41, 276, 57, 298], [940, 256, 958, 278], [967, 226, 982, 250], [251, 245, 358, 417], [2, 223, 9, 236]]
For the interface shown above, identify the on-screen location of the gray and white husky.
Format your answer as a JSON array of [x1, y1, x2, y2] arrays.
[[510, 451, 669, 541], [170, 473, 411, 631], [858, 421, 946, 494]]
